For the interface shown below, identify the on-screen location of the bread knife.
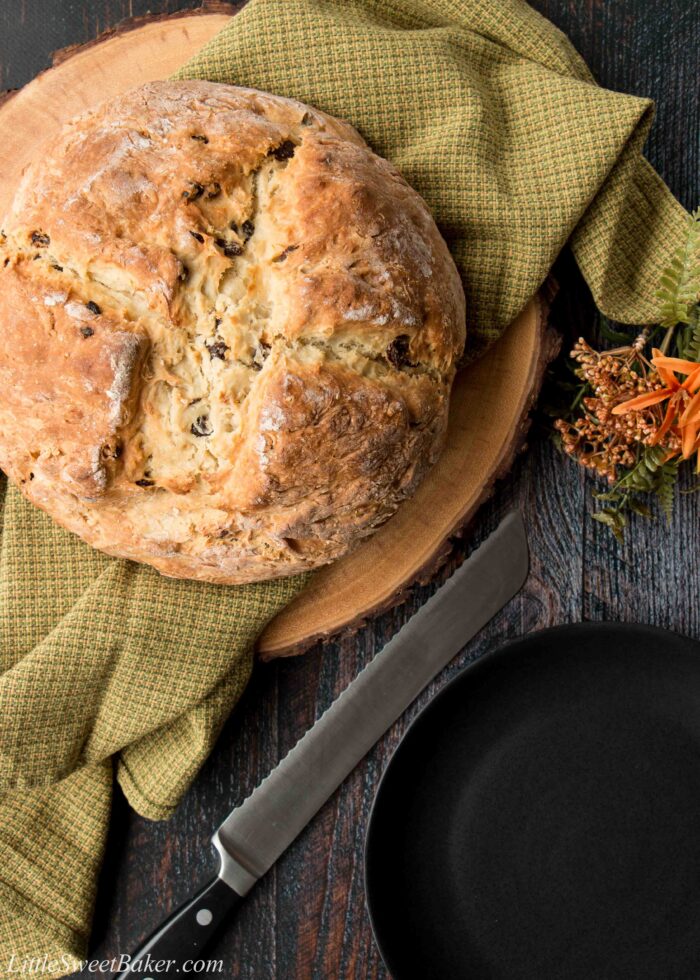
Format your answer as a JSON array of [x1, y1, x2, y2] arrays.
[[116, 511, 528, 979]]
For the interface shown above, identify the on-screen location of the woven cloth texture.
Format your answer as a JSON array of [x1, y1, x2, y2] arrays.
[[174, 0, 688, 361], [0, 0, 689, 976], [0, 487, 305, 977]]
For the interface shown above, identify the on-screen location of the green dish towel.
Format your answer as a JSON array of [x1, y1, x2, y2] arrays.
[[0, 0, 688, 976]]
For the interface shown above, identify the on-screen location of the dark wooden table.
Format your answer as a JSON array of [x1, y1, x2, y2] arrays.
[[1, 1, 699, 977]]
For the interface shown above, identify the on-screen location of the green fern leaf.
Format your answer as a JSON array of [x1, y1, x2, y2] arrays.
[[619, 445, 668, 493], [677, 304, 700, 360], [592, 509, 627, 543], [656, 208, 700, 329], [628, 499, 654, 518], [656, 460, 680, 523]]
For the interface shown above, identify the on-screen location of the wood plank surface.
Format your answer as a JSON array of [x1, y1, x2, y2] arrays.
[[0, 2, 698, 978]]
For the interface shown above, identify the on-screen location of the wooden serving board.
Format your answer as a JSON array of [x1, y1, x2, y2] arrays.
[[0, 3, 558, 659]]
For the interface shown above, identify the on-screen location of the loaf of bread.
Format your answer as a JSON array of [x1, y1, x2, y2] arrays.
[[0, 81, 465, 583]]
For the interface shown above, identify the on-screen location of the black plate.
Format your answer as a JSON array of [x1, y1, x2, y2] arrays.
[[365, 623, 700, 980]]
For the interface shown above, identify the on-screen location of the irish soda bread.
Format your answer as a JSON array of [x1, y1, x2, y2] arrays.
[[0, 81, 465, 583]]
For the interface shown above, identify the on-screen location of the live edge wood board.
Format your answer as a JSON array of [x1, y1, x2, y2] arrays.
[[0, 4, 558, 658]]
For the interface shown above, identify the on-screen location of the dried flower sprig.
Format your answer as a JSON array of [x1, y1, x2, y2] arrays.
[[552, 208, 700, 539], [555, 338, 676, 483]]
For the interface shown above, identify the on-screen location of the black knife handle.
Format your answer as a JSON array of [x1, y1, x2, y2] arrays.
[[114, 875, 242, 978]]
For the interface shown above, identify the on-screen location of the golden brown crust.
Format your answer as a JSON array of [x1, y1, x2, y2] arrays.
[[0, 80, 465, 583]]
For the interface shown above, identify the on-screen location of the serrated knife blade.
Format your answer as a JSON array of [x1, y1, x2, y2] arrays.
[[117, 511, 528, 979]]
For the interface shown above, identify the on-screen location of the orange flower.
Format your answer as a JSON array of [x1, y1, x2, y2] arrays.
[[612, 349, 700, 470]]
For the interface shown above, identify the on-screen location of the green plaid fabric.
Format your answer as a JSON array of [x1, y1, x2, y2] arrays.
[[0, 0, 688, 976], [0, 490, 305, 976], [174, 0, 688, 361]]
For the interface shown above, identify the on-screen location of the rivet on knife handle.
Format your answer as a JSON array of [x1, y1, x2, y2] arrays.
[[114, 876, 241, 978]]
